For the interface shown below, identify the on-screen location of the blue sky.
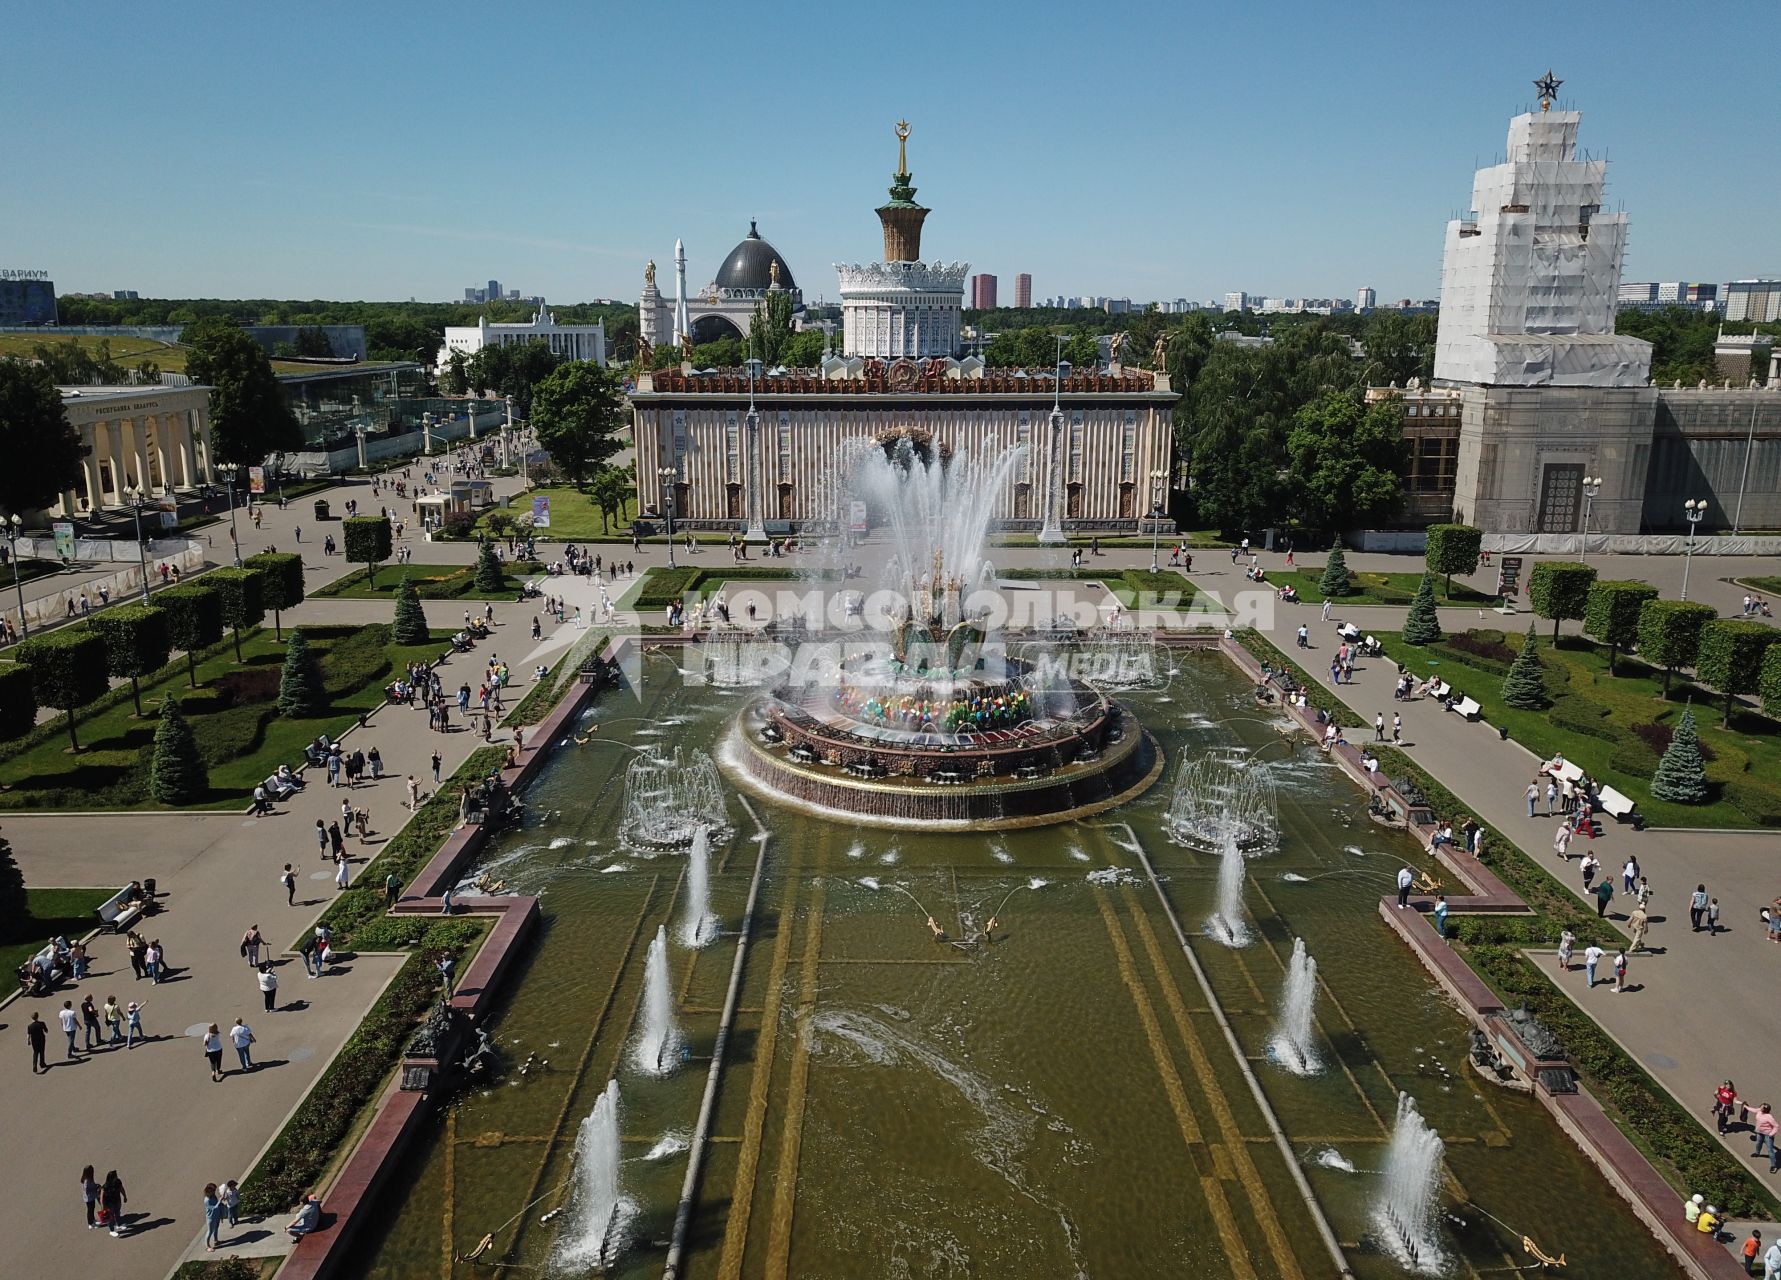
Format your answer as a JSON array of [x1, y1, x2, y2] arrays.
[[5, 1, 1775, 305]]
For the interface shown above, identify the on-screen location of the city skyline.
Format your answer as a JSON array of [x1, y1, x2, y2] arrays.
[[5, 3, 1776, 305]]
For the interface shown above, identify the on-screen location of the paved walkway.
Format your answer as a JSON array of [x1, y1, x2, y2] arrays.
[[0, 448, 619, 1276]]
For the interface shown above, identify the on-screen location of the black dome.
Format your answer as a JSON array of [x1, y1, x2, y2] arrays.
[[714, 221, 796, 293]]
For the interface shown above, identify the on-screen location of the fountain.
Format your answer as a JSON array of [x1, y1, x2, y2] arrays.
[[679, 827, 718, 948], [619, 747, 731, 849], [633, 926, 680, 1076], [698, 626, 789, 688], [1164, 757, 1278, 850], [1375, 1092, 1447, 1274], [1067, 627, 1168, 690], [554, 1078, 632, 1271], [728, 437, 1162, 829], [1207, 834, 1252, 947], [1269, 938, 1320, 1075]]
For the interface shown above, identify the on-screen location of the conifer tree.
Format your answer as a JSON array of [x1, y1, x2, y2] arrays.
[[149, 696, 208, 805], [277, 629, 324, 717], [1402, 573, 1443, 645], [392, 574, 430, 645], [473, 538, 505, 594], [1650, 704, 1709, 804], [1500, 626, 1549, 709], [1318, 543, 1352, 598]]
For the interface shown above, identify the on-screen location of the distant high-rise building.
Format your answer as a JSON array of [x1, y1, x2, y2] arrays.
[[970, 273, 998, 309], [1723, 280, 1781, 323], [1014, 273, 1032, 308], [1356, 286, 1376, 311], [1224, 291, 1249, 312]]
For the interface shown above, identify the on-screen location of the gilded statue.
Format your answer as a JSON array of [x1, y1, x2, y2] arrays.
[[645, 259, 656, 287], [1152, 331, 1171, 371], [769, 259, 781, 288], [1108, 332, 1126, 364]]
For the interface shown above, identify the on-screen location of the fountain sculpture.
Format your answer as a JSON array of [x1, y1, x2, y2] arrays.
[[729, 438, 1161, 829], [555, 1079, 631, 1271], [633, 927, 681, 1076], [1375, 1092, 1446, 1275], [620, 747, 731, 849], [1164, 757, 1278, 850], [1269, 938, 1320, 1074], [679, 827, 718, 948]]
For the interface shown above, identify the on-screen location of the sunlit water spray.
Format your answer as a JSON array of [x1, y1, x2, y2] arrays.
[[632, 927, 681, 1076], [678, 827, 718, 948], [1375, 1092, 1447, 1275], [554, 1079, 633, 1271], [1268, 938, 1321, 1075]]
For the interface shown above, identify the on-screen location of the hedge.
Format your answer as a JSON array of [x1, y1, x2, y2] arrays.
[[634, 566, 704, 609], [320, 624, 396, 701], [0, 664, 37, 742], [1468, 946, 1780, 1219]]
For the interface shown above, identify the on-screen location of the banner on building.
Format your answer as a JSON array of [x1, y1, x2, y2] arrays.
[[531, 495, 551, 529], [248, 466, 266, 495], [52, 522, 75, 563]]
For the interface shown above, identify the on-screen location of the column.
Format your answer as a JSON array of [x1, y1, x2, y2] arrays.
[[106, 420, 126, 504], [152, 415, 172, 492], [131, 419, 150, 495], [79, 423, 102, 512], [196, 413, 216, 483], [180, 412, 198, 488]]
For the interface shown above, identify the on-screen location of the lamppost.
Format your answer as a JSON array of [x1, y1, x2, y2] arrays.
[[659, 465, 679, 570], [1038, 336, 1069, 545], [220, 465, 243, 567], [1578, 474, 1602, 562], [1148, 468, 1167, 572], [1680, 498, 1707, 601], [6, 514, 28, 636], [126, 487, 152, 602], [742, 356, 767, 544]]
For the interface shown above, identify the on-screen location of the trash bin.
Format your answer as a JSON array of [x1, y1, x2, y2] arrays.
[[314, 499, 330, 521]]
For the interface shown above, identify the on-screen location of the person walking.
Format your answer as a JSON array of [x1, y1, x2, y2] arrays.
[[1396, 866, 1413, 909], [100, 1171, 127, 1237], [314, 817, 327, 855], [124, 1001, 143, 1049], [1583, 943, 1605, 988], [299, 935, 319, 979], [334, 852, 350, 891], [203, 1182, 225, 1250], [431, 751, 442, 784], [203, 1023, 225, 1081], [385, 872, 401, 908], [1612, 948, 1628, 992], [1553, 821, 1573, 862], [1764, 1238, 1781, 1280], [1629, 906, 1650, 953], [126, 930, 147, 979], [103, 995, 123, 1045], [1557, 928, 1575, 972], [1716, 1081, 1740, 1134], [241, 925, 263, 967], [441, 885, 456, 915], [1392, 712, 1402, 743], [1690, 884, 1710, 932], [80, 995, 103, 1050], [1433, 895, 1448, 939], [1525, 780, 1540, 817], [1622, 856, 1640, 894], [220, 1179, 240, 1229], [1594, 878, 1614, 918], [1545, 777, 1558, 816], [81, 1166, 101, 1229], [281, 863, 297, 906], [1753, 1106, 1779, 1162], [258, 963, 279, 1011], [230, 1018, 255, 1072], [1375, 712, 1386, 742], [407, 774, 421, 811], [26, 1011, 48, 1073], [1742, 1230, 1763, 1276], [1637, 876, 1654, 909], [327, 821, 345, 861], [437, 951, 456, 999], [1708, 897, 1722, 936], [1580, 852, 1599, 891], [58, 999, 80, 1058]]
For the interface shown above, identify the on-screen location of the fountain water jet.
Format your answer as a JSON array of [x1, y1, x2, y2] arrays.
[[554, 1079, 632, 1271], [1269, 938, 1321, 1075], [619, 747, 730, 849], [1207, 834, 1252, 947], [1375, 1092, 1446, 1275], [1165, 758, 1278, 851], [678, 827, 718, 948], [633, 927, 681, 1075]]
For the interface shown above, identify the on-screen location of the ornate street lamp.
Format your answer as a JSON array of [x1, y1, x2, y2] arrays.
[[6, 514, 28, 636], [659, 465, 679, 570], [1578, 474, 1603, 561], [1148, 468, 1167, 573], [1680, 498, 1708, 601], [126, 487, 152, 603]]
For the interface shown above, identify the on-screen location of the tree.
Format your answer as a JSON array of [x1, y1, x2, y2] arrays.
[[1500, 626, 1550, 709], [343, 516, 393, 579], [780, 329, 828, 368], [1695, 619, 1781, 728], [1362, 310, 1438, 385], [1528, 561, 1596, 643], [181, 319, 302, 465], [0, 827, 24, 943], [90, 604, 171, 717], [157, 583, 224, 686], [485, 511, 516, 547], [473, 539, 505, 593], [441, 349, 470, 397], [0, 357, 87, 516], [293, 326, 333, 358], [1650, 704, 1709, 804], [1636, 599, 1717, 695], [1761, 644, 1781, 716], [277, 628, 324, 717], [1583, 580, 1659, 674], [209, 566, 266, 663], [1402, 573, 1443, 645], [16, 629, 108, 751], [1424, 524, 1483, 596], [245, 551, 306, 640], [531, 361, 626, 487], [1318, 542, 1352, 597], [0, 664, 38, 742], [392, 574, 429, 645], [149, 696, 207, 805], [749, 289, 795, 365], [1282, 392, 1407, 532], [469, 338, 561, 413], [588, 465, 635, 533]]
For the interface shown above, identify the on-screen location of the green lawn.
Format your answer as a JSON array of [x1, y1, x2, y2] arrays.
[[1279, 568, 1495, 606], [0, 624, 450, 811], [0, 331, 333, 378], [1733, 576, 1781, 597], [0, 887, 118, 975], [1377, 627, 1781, 829], [472, 485, 639, 541], [313, 562, 540, 601]]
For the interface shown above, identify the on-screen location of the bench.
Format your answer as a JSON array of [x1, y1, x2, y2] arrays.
[[1452, 696, 1482, 720], [96, 888, 144, 934], [1429, 679, 1452, 700], [1597, 785, 1639, 824]]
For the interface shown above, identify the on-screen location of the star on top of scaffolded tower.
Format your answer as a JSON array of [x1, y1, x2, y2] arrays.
[[1533, 69, 1563, 112]]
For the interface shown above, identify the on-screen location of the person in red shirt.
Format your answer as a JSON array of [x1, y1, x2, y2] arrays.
[[1715, 1081, 1739, 1134]]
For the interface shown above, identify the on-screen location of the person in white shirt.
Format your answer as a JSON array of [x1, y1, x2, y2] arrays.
[[1583, 944, 1605, 988], [1396, 866, 1413, 909], [58, 1001, 80, 1058], [229, 1018, 256, 1071]]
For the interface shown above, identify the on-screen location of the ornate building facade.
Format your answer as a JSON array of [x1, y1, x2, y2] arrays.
[[638, 223, 801, 353]]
